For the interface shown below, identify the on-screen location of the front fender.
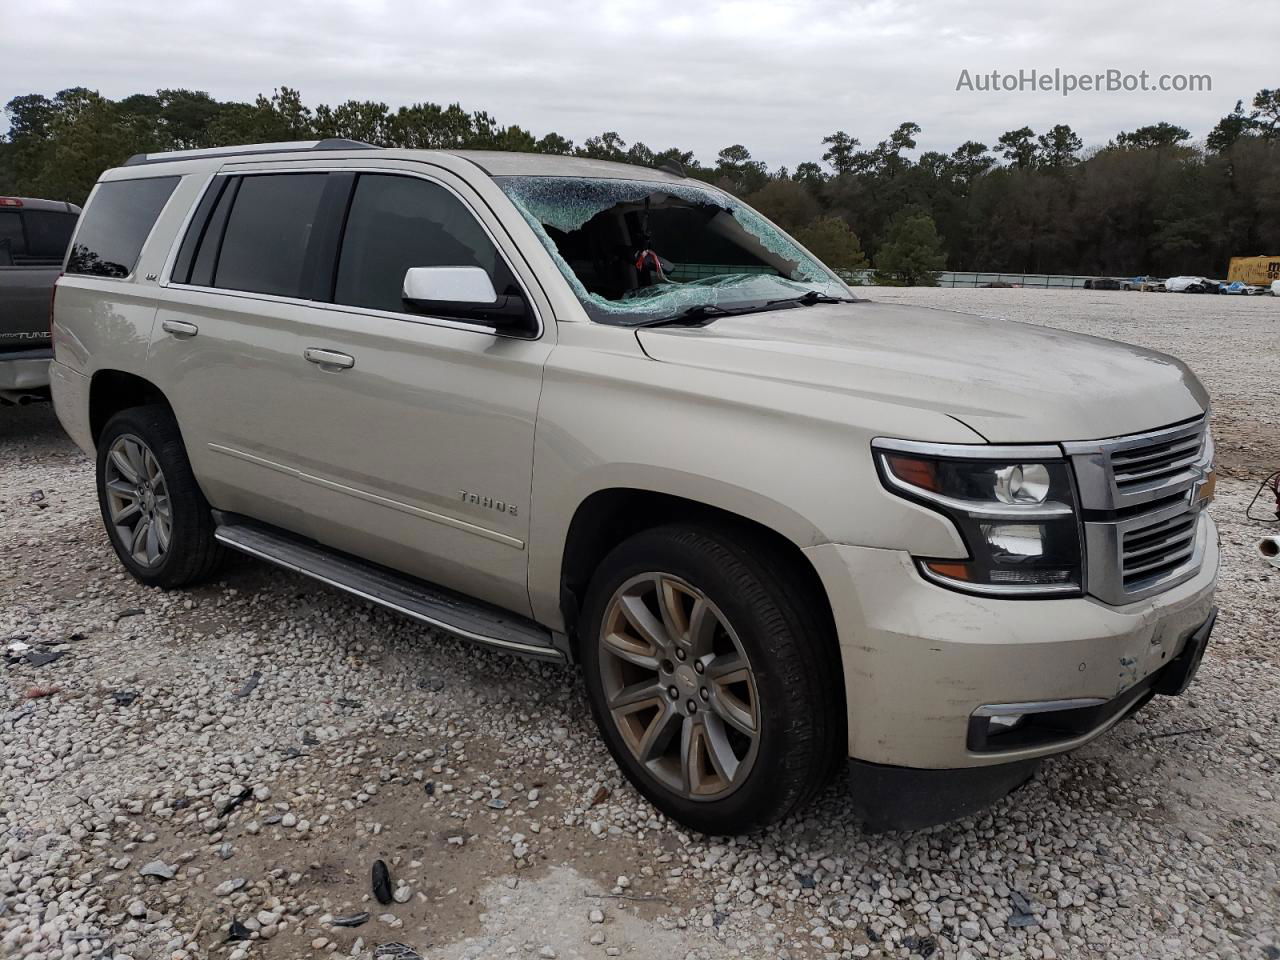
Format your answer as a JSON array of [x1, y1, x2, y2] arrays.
[[526, 326, 979, 628]]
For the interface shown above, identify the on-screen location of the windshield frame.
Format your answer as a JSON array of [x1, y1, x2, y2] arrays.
[[494, 174, 854, 327]]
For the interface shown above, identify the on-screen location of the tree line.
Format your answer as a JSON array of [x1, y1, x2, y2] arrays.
[[2, 85, 1278, 282]]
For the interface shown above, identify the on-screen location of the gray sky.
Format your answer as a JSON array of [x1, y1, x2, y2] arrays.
[[5, 0, 1277, 168]]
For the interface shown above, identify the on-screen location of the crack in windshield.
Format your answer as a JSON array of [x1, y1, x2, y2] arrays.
[[496, 175, 851, 326]]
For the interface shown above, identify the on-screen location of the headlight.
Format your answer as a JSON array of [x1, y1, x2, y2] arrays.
[[873, 439, 1083, 597]]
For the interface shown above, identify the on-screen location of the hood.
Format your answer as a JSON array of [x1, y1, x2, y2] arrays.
[[636, 300, 1208, 443]]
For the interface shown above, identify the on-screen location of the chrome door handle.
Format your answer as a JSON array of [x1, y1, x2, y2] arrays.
[[161, 319, 199, 338], [304, 348, 355, 370]]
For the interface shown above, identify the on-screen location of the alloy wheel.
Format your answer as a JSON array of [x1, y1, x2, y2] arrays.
[[104, 433, 172, 568], [597, 572, 760, 800]]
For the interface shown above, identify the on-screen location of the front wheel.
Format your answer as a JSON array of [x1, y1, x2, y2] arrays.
[[580, 525, 842, 834], [96, 405, 224, 588]]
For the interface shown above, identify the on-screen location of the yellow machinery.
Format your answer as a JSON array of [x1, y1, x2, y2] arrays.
[[1227, 256, 1280, 285]]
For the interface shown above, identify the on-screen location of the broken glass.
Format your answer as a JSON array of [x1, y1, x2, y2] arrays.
[[496, 176, 850, 325]]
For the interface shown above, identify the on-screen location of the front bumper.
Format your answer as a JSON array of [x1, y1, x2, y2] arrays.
[[804, 517, 1218, 770], [843, 608, 1216, 830], [0, 348, 52, 392]]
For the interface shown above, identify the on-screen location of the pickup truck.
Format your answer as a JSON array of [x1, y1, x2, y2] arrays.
[[0, 197, 80, 403]]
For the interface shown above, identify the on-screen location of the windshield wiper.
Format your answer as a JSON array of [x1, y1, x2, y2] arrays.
[[630, 304, 740, 328], [631, 294, 828, 329], [765, 290, 856, 307]]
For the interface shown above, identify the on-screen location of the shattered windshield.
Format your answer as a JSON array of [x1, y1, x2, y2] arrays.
[[496, 175, 851, 326]]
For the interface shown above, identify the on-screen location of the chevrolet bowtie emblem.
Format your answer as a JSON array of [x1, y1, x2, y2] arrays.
[[1192, 466, 1217, 505]]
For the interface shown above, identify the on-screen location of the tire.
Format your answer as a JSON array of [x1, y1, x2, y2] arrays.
[[96, 405, 224, 588], [580, 524, 842, 834]]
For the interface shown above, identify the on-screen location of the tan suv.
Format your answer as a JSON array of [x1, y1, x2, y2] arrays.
[[51, 140, 1219, 833]]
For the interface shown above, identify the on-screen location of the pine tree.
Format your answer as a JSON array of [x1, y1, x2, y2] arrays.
[[874, 208, 946, 285]]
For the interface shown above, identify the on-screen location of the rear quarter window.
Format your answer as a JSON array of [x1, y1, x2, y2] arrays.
[[67, 177, 179, 278]]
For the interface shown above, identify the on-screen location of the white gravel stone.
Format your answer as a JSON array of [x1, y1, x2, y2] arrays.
[[1, 290, 1277, 960], [213, 878, 246, 897]]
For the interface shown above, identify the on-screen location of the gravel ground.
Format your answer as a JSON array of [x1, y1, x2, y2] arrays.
[[2, 287, 1278, 960]]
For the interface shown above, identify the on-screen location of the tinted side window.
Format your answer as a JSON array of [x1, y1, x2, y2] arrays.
[[170, 176, 229, 285], [0, 211, 23, 263], [334, 174, 518, 315], [182, 178, 240, 288], [214, 174, 328, 298], [23, 211, 78, 263], [67, 177, 178, 278]]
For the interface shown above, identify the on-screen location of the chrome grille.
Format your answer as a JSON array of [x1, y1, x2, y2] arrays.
[[1064, 415, 1213, 605], [1110, 432, 1204, 493], [1121, 510, 1199, 588]]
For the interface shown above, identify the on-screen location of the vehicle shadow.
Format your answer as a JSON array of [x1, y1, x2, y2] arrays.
[[0, 399, 70, 448]]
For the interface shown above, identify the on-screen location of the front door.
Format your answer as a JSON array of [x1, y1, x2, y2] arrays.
[[284, 169, 554, 616]]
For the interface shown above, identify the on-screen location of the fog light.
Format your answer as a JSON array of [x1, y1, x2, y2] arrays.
[[986, 714, 1024, 733]]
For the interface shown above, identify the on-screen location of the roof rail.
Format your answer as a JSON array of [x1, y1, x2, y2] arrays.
[[122, 138, 378, 167]]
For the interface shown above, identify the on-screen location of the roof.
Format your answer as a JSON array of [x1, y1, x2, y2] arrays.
[[123, 138, 375, 166], [450, 151, 687, 182], [116, 140, 687, 183]]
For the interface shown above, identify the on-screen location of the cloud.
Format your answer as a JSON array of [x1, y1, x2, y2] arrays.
[[4, 0, 1276, 167]]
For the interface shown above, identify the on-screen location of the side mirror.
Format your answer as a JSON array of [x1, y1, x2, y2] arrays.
[[401, 266, 528, 328]]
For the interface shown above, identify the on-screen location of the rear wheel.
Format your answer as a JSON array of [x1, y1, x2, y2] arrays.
[[580, 524, 841, 834], [96, 405, 224, 588]]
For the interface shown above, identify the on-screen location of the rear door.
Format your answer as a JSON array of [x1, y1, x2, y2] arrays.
[[152, 171, 346, 534], [283, 167, 554, 616]]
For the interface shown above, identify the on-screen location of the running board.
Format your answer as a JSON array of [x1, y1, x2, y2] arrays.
[[214, 520, 564, 662]]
